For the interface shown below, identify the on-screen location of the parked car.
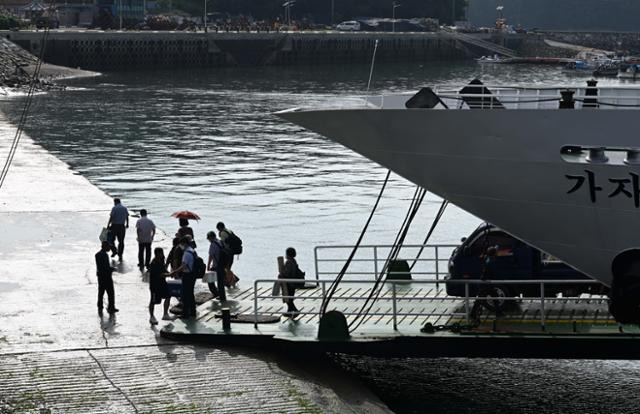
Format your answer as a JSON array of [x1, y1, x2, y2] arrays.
[[336, 21, 360, 31], [445, 223, 607, 311]]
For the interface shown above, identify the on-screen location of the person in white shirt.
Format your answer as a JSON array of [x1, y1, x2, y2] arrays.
[[135, 209, 156, 271]]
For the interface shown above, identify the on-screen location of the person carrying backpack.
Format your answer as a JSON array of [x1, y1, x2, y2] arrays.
[[168, 235, 205, 318], [216, 222, 242, 269], [206, 231, 230, 301]]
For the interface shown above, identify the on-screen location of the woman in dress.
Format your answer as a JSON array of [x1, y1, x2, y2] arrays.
[[149, 247, 172, 324]]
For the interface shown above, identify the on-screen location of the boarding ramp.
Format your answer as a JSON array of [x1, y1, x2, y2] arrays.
[[162, 243, 638, 358], [443, 28, 519, 58]]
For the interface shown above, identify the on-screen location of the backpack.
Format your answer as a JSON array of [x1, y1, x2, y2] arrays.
[[185, 250, 206, 279], [224, 231, 243, 255]]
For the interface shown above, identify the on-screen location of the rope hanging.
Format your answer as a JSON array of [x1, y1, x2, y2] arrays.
[[0, 27, 50, 191]]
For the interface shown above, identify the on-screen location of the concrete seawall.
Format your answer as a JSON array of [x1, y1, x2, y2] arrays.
[[1, 30, 480, 70]]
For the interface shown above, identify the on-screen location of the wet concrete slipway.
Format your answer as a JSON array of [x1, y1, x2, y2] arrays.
[[0, 113, 390, 413]]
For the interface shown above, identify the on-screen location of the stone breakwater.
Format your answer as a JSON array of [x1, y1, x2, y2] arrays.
[[0, 36, 42, 89], [0, 36, 97, 91]]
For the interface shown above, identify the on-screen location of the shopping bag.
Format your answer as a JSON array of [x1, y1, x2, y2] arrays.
[[202, 271, 217, 284], [224, 268, 239, 287], [99, 227, 109, 242]]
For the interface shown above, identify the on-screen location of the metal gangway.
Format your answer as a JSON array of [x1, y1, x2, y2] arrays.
[[225, 244, 615, 333]]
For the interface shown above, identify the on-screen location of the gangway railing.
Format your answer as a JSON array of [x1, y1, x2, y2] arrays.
[[253, 278, 611, 331], [313, 244, 458, 281]]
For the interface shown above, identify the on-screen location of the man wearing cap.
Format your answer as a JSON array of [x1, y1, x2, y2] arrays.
[[108, 198, 129, 262], [168, 236, 197, 318]]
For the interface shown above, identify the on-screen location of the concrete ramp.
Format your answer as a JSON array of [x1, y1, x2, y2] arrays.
[[445, 29, 519, 58]]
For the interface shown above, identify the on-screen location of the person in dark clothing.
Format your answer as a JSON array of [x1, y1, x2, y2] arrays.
[[206, 231, 228, 301], [95, 241, 118, 316], [168, 236, 198, 318], [166, 237, 183, 271], [216, 221, 235, 269], [176, 218, 196, 248], [279, 247, 305, 317], [107, 198, 129, 261], [148, 247, 172, 325]]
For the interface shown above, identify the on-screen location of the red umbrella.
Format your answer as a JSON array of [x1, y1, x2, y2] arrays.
[[171, 210, 201, 220]]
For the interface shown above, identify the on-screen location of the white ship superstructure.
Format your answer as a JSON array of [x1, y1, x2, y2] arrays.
[[279, 81, 640, 322]]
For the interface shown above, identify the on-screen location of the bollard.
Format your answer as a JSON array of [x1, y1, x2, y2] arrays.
[[221, 307, 231, 331], [559, 90, 575, 109], [583, 79, 599, 108]]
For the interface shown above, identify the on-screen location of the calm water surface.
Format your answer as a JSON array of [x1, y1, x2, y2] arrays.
[[1, 61, 637, 413]]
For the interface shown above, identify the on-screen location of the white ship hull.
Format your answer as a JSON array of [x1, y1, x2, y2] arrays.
[[279, 108, 640, 287]]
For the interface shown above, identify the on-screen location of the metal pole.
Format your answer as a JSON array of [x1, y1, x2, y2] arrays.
[[392, 5, 395, 33], [373, 246, 378, 280], [451, 0, 456, 25], [435, 246, 439, 290], [119, 0, 122, 30], [330, 0, 334, 27], [540, 282, 545, 331], [464, 282, 470, 325], [314, 246, 319, 281], [203, 0, 207, 32], [254, 280, 259, 328], [392, 283, 398, 330]]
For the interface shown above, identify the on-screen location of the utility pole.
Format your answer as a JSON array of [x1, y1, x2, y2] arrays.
[[331, 0, 334, 27], [451, 0, 456, 25], [392, 2, 401, 33]]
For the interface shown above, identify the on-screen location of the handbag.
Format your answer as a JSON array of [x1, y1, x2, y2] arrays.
[[271, 279, 281, 297], [224, 268, 239, 287], [99, 227, 109, 242]]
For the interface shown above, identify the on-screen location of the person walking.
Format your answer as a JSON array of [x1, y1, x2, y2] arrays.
[[278, 247, 305, 317], [168, 236, 198, 318], [107, 198, 129, 261], [136, 209, 156, 271], [216, 221, 238, 269], [95, 241, 118, 316], [148, 247, 172, 324], [206, 231, 228, 301]]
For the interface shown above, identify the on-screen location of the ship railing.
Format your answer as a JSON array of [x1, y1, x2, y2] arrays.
[[252, 278, 610, 331], [313, 243, 458, 283], [365, 86, 640, 110]]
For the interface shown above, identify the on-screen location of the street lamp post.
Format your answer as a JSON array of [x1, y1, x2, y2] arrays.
[[331, 0, 334, 27], [392, 2, 401, 33]]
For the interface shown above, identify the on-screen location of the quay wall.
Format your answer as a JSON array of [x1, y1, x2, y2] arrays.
[[540, 31, 640, 54], [0, 30, 474, 71]]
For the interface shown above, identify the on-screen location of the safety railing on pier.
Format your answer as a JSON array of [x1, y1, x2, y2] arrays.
[[252, 278, 611, 331], [313, 244, 458, 281]]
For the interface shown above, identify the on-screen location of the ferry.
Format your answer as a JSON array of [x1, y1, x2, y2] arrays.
[[278, 80, 640, 323]]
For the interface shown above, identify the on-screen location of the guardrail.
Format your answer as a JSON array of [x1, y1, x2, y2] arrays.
[[313, 244, 458, 282], [253, 278, 609, 331]]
